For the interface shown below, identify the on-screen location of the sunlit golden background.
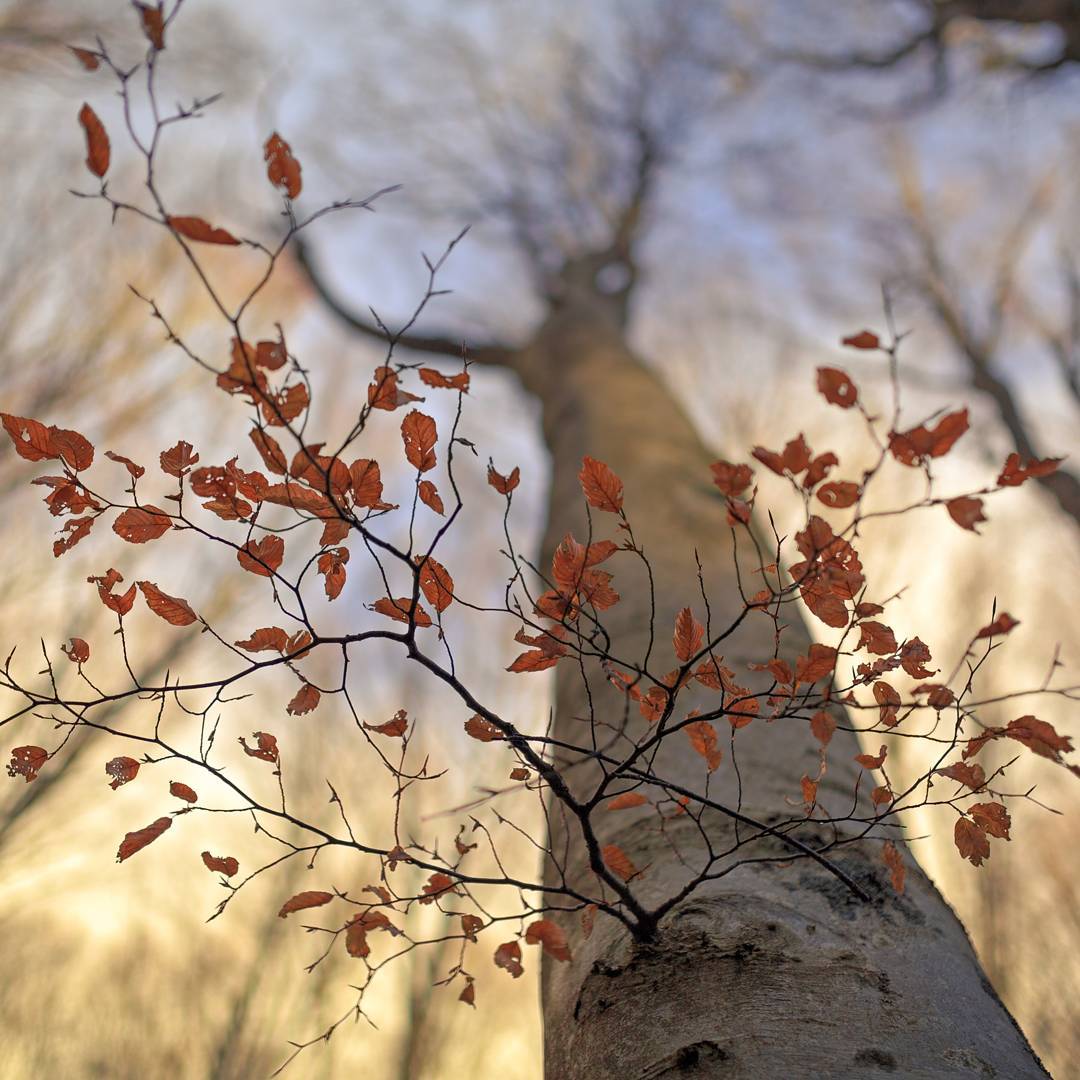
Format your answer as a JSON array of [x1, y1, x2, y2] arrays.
[[1, 2, 1078, 1077]]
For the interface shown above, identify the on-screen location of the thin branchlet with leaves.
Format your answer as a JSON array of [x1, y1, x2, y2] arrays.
[[3, 5, 1078, 1073]]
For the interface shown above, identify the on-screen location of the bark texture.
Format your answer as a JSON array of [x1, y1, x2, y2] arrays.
[[514, 293, 1048, 1080]]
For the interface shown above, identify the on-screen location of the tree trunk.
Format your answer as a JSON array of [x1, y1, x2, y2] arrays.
[[514, 296, 1048, 1079]]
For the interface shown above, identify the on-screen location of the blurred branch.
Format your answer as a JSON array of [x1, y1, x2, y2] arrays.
[[893, 149, 1080, 525], [292, 234, 516, 368]]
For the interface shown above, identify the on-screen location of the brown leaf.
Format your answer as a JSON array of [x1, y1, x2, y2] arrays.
[[419, 367, 469, 392], [873, 681, 901, 727], [364, 709, 408, 738], [135, 2, 165, 49], [816, 481, 860, 508], [105, 756, 139, 790], [461, 913, 484, 941], [7, 746, 47, 783], [418, 479, 444, 515], [138, 581, 197, 626], [1004, 715, 1073, 763], [237, 535, 284, 577], [855, 744, 887, 770], [841, 330, 880, 350], [249, 429, 287, 475], [601, 844, 637, 881], [69, 45, 100, 70], [889, 409, 969, 466], [278, 890, 333, 918], [975, 612, 1019, 640], [240, 731, 279, 763], [464, 714, 502, 742], [794, 643, 837, 686], [401, 410, 438, 472], [62, 637, 90, 664], [997, 453, 1063, 488], [673, 607, 705, 664], [579, 456, 623, 512], [234, 627, 289, 653], [88, 569, 137, 616], [420, 872, 456, 904], [416, 555, 454, 613], [606, 792, 649, 811], [685, 719, 723, 772], [882, 841, 905, 894], [318, 547, 349, 600], [487, 464, 520, 494], [494, 940, 523, 978], [810, 710, 837, 747], [525, 919, 572, 962], [937, 762, 986, 791], [116, 816, 171, 862], [507, 649, 560, 673], [286, 682, 320, 716], [459, 980, 476, 1007], [264, 132, 302, 199], [710, 460, 754, 497], [349, 458, 384, 509], [816, 367, 859, 408], [201, 851, 239, 877], [78, 103, 109, 177], [954, 817, 991, 867], [859, 621, 897, 656], [899, 638, 935, 679], [105, 450, 145, 479], [969, 802, 1011, 840], [167, 216, 240, 246], [113, 506, 171, 543], [372, 596, 433, 627], [946, 496, 986, 533], [801, 775, 818, 808], [169, 780, 197, 803]]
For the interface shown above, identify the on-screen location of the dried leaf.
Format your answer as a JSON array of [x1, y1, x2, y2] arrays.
[[287, 682, 320, 716], [264, 132, 302, 199], [7, 746, 47, 783], [364, 709, 408, 738], [418, 479, 444, 515], [240, 731, 279, 763], [419, 367, 469, 392], [579, 456, 623, 512], [62, 637, 90, 664], [372, 596, 433, 627], [169, 781, 197, 803], [946, 496, 986, 533], [138, 581, 197, 626], [841, 330, 880, 350], [167, 216, 240, 246], [816, 367, 859, 408], [494, 940, 523, 978], [201, 851, 239, 877], [954, 817, 991, 867], [78, 103, 109, 177], [710, 460, 754, 497], [487, 464, 520, 494], [601, 844, 637, 881], [135, 2, 165, 49], [117, 816, 171, 862], [105, 756, 139, 790], [401, 411, 438, 472], [278, 891, 333, 918], [975, 612, 1019, 640], [882, 841, 905, 894], [606, 792, 649, 811], [113, 506, 171, 543], [685, 719, 723, 772], [416, 555, 454, 613], [673, 607, 705, 664], [525, 919, 572, 962], [237, 535, 284, 576], [464, 714, 502, 742]]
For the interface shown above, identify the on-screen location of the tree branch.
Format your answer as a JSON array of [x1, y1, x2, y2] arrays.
[[292, 235, 516, 368]]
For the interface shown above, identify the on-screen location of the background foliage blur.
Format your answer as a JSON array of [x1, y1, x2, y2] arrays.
[[0, 2, 1077, 1077]]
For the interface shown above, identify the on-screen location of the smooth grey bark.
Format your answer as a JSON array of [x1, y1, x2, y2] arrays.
[[300, 254, 1050, 1079]]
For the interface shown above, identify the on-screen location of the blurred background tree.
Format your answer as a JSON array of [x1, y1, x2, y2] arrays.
[[0, 1, 1076, 1076]]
